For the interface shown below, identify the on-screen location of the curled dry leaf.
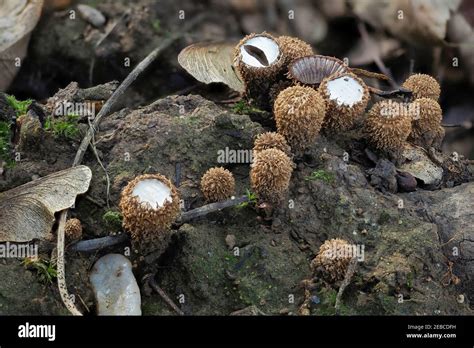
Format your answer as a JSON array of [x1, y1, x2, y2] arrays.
[[178, 41, 245, 92], [352, 0, 462, 45], [0, 0, 44, 91], [347, 35, 403, 66], [0, 165, 92, 242]]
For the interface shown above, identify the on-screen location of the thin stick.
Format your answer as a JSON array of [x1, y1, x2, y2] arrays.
[[56, 210, 82, 316], [68, 196, 248, 253], [73, 13, 206, 166], [70, 233, 129, 252], [149, 275, 185, 315], [335, 257, 358, 315], [177, 195, 249, 222], [88, 117, 111, 207]]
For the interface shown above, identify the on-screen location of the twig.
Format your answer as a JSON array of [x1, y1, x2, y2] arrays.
[[56, 210, 82, 316], [67, 195, 248, 252], [350, 68, 389, 81], [73, 13, 206, 166], [177, 195, 249, 223], [335, 257, 358, 315], [88, 117, 111, 207], [368, 86, 413, 99], [148, 275, 185, 315], [70, 233, 129, 252]]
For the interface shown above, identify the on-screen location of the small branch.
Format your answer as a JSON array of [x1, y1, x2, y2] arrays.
[[335, 257, 358, 315], [369, 86, 413, 99], [69, 233, 129, 252], [56, 211, 82, 316], [148, 275, 185, 316], [88, 117, 111, 207], [350, 68, 389, 81], [177, 196, 249, 223]]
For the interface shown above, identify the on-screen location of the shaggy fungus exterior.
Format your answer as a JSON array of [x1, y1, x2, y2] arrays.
[[276, 35, 313, 65], [402, 73, 441, 101], [200, 167, 235, 202], [119, 173, 180, 253], [365, 100, 412, 153], [250, 148, 293, 204], [274, 85, 326, 153], [409, 97, 444, 148], [319, 72, 370, 133], [234, 32, 285, 108], [65, 218, 82, 242], [311, 238, 353, 282], [253, 131, 291, 157], [268, 80, 293, 106]]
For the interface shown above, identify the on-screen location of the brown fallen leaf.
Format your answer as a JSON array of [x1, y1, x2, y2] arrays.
[[0, 165, 92, 242], [347, 35, 404, 66], [0, 0, 44, 91], [352, 0, 462, 45], [178, 41, 245, 92]]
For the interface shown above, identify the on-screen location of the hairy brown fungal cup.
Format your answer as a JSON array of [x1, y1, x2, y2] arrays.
[[276, 35, 313, 65], [250, 148, 293, 204], [65, 218, 82, 242], [311, 238, 353, 282], [365, 100, 412, 153], [402, 73, 441, 101], [119, 173, 180, 254], [253, 131, 291, 157], [234, 32, 285, 108], [200, 167, 235, 202], [409, 97, 444, 148], [319, 72, 370, 133], [274, 85, 326, 154]]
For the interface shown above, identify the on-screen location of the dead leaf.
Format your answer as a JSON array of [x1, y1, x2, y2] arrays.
[[352, 0, 462, 45], [347, 35, 403, 66], [0, 165, 92, 242], [0, 0, 44, 91], [178, 41, 245, 92]]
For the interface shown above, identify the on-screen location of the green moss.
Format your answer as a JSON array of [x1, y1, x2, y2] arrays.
[[0, 121, 15, 167], [305, 169, 335, 183], [21, 258, 57, 284], [5, 95, 32, 116], [44, 114, 80, 139], [378, 210, 391, 225], [102, 211, 123, 230], [236, 189, 257, 209], [232, 100, 264, 115], [152, 19, 161, 33], [311, 287, 352, 315]]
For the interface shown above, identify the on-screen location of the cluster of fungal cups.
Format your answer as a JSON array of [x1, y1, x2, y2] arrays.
[[234, 32, 445, 158], [365, 74, 444, 153]]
